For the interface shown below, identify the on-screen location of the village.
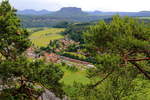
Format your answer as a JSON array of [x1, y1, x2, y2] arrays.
[[26, 38, 95, 70], [26, 47, 95, 69]]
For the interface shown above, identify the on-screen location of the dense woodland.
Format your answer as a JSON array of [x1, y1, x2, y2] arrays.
[[19, 15, 111, 28], [0, 1, 150, 100]]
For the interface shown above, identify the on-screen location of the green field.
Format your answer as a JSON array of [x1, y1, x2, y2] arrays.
[[29, 28, 65, 47], [60, 67, 90, 85]]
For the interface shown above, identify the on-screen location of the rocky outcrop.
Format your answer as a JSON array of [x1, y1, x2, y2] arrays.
[[38, 89, 68, 100], [52, 7, 88, 17]]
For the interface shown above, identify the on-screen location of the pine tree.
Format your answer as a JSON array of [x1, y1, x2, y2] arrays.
[[83, 15, 150, 99], [0, 1, 64, 99], [0, 0, 31, 60], [84, 15, 150, 80]]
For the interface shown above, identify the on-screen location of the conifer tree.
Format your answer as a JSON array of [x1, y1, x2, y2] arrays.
[[82, 15, 150, 99], [0, 1, 64, 99], [0, 0, 31, 60], [84, 15, 150, 81]]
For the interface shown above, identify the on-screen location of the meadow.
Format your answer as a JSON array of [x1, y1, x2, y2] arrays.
[[60, 66, 90, 85], [29, 27, 65, 47]]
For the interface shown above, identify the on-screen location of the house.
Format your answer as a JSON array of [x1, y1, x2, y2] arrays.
[[44, 53, 60, 63]]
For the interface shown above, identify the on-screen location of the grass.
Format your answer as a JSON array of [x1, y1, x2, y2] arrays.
[[60, 66, 90, 85], [29, 27, 65, 47]]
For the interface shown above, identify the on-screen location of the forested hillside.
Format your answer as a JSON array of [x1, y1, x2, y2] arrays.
[[19, 15, 110, 28], [18, 7, 150, 28]]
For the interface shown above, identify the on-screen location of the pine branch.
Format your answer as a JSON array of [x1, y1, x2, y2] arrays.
[[130, 61, 150, 80], [89, 69, 114, 88], [127, 57, 150, 62]]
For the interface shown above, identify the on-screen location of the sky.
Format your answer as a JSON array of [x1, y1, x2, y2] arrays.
[[5, 0, 150, 12]]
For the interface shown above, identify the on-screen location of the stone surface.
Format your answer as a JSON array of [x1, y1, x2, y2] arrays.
[[38, 89, 68, 100]]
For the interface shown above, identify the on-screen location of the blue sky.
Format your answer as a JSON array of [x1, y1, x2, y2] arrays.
[[6, 0, 150, 12]]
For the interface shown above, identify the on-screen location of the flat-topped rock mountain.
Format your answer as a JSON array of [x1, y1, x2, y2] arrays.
[[60, 7, 82, 13], [51, 7, 88, 17]]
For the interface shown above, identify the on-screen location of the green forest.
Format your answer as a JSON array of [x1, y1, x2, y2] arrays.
[[0, 1, 150, 100]]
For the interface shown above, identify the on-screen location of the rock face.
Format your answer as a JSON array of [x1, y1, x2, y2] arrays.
[[52, 7, 88, 17], [60, 7, 82, 13], [38, 89, 60, 100], [38, 89, 68, 100]]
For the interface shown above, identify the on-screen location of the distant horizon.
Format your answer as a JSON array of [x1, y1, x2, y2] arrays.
[[17, 7, 150, 13], [0, 0, 150, 12], [5, 0, 150, 12]]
